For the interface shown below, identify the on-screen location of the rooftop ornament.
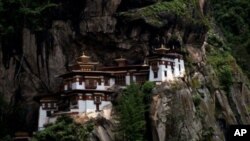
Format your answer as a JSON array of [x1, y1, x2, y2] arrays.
[[155, 44, 170, 54], [77, 51, 90, 63]]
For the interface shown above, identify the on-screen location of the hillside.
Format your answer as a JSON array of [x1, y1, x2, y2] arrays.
[[0, 0, 250, 140]]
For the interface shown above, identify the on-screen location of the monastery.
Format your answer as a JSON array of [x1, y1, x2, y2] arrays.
[[36, 44, 185, 130]]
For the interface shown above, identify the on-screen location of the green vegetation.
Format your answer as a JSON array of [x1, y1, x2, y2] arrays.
[[201, 127, 214, 141], [32, 116, 94, 141], [119, 0, 209, 28], [115, 82, 154, 141], [192, 93, 202, 107], [170, 81, 183, 91], [190, 78, 201, 89], [211, 0, 250, 77], [207, 38, 235, 94], [0, 0, 57, 34], [0, 0, 57, 67]]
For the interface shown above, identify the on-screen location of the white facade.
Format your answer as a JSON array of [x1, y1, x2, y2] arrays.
[[38, 107, 48, 131], [85, 100, 97, 113], [149, 57, 185, 83], [179, 59, 185, 77], [78, 99, 111, 113], [125, 74, 130, 85], [99, 101, 111, 110], [71, 81, 85, 90], [96, 81, 105, 90], [38, 106, 57, 131], [65, 77, 115, 91]]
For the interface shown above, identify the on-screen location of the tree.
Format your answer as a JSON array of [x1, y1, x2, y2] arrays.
[[115, 82, 154, 141], [32, 116, 94, 141]]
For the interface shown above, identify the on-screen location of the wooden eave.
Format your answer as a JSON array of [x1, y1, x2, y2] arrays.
[[57, 71, 113, 78], [133, 72, 149, 75], [33, 93, 60, 102], [100, 65, 149, 71], [59, 89, 113, 97], [147, 53, 182, 59]]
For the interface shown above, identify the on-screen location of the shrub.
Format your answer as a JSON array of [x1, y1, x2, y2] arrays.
[[218, 66, 233, 94], [207, 48, 234, 94], [142, 81, 155, 95], [32, 116, 94, 141], [192, 93, 202, 107], [202, 127, 214, 141], [191, 78, 201, 89]]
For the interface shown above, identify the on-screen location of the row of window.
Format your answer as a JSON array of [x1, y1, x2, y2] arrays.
[[42, 103, 57, 109]]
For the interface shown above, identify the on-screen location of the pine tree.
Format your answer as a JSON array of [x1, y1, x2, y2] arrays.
[[116, 84, 146, 141]]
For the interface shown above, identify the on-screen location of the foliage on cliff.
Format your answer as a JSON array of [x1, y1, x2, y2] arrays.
[[119, 0, 209, 29], [211, 0, 250, 77], [33, 116, 94, 141], [0, 0, 56, 34], [206, 31, 236, 94]]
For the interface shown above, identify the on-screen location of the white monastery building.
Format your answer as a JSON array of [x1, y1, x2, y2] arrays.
[[36, 44, 185, 130]]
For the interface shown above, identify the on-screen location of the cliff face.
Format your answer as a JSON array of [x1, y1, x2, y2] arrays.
[[0, 0, 250, 140], [150, 42, 250, 141]]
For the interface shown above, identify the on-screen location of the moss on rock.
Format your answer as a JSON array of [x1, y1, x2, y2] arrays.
[[119, 0, 209, 28]]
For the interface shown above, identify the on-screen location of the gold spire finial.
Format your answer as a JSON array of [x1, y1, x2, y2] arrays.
[[142, 59, 148, 66], [79, 51, 90, 58], [161, 44, 165, 48]]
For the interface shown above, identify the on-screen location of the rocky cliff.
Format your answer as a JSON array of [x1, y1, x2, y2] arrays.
[[0, 0, 250, 140]]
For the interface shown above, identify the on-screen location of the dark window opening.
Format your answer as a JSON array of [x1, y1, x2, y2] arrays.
[[115, 75, 126, 85], [70, 97, 78, 109], [46, 111, 51, 117], [136, 75, 147, 84], [85, 79, 97, 89], [154, 72, 158, 78], [104, 77, 109, 86]]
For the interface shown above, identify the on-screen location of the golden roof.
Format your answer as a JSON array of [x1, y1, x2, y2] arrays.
[[77, 52, 91, 64]]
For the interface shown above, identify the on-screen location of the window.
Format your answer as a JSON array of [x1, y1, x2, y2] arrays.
[[70, 97, 78, 108], [46, 111, 51, 117], [165, 71, 167, 77], [79, 77, 83, 85], [130, 75, 133, 83], [154, 71, 158, 78], [94, 96, 101, 104], [85, 79, 89, 85], [115, 75, 126, 85], [48, 103, 51, 108], [68, 81, 72, 90], [42, 103, 45, 108], [136, 75, 147, 84], [104, 77, 109, 86], [85, 79, 97, 89]]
